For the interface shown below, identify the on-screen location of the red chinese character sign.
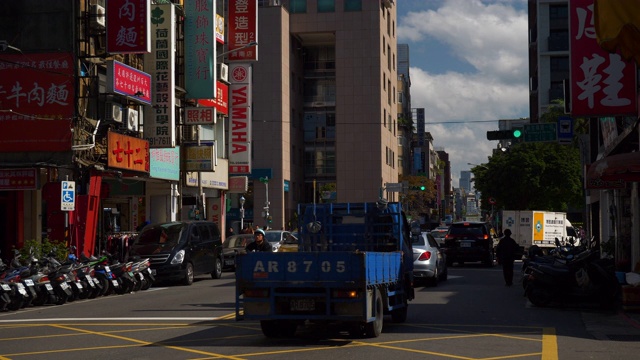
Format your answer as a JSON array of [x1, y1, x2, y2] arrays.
[[570, 0, 637, 116], [106, 0, 151, 54], [108, 132, 150, 173], [228, 0, 258, 62], [0, 53, 74, 152]]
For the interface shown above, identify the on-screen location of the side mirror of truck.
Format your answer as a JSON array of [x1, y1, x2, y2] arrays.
[[410, 220, 421, 235]]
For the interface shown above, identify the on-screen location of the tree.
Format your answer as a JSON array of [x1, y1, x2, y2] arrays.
[[473, 102, 584, 212], [398, 175, 436, 220]]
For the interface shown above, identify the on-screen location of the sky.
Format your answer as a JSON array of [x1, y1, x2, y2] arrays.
[[396, 0, 529, 188]]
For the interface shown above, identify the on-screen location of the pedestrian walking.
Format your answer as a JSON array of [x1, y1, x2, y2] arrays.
[[496, 228, 519, 286]]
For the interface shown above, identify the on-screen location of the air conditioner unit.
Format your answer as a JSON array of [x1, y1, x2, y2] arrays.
[[217, 63, 229, 83], [125, 108, 139, 131], [90, 5, 106, 29], [105, 103, 122, 123]]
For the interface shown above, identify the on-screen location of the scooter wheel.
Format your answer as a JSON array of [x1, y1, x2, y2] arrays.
[[527, 287, 552, 307]]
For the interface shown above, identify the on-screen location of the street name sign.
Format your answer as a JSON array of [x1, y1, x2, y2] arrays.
[[524, 123, 557, 142]]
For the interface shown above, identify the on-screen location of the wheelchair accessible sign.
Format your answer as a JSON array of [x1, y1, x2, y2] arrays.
[[61, 181, 76, 211]]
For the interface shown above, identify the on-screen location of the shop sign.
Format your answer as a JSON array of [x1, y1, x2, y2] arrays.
[[150, 146, 180, 181], [0, 168, 38, 191], [570, 0, 636, 116], [107, 132, 150, 173], [185, 107, 216, 125], [106, 0, 151, 54], [143, 3, 176, 148], [197, 81, 229, 115], [228, 176, 248, 193], [0, 53, 74, 152], [184, 143, 215, 172], [106, 60, 152, 104], [227, 0, 258, 62]]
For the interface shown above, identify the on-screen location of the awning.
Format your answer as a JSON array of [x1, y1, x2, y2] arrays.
[[595, 0, 640, 65], [586, 152, 640, 189]]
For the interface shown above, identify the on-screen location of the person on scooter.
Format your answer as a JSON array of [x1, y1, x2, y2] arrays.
[[496, 229, 519, 287], [245, 229, 272, 252]]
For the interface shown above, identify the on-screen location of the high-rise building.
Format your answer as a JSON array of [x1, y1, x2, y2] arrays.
[[252, 1, 399, 227], [528, 0, 569, 123]]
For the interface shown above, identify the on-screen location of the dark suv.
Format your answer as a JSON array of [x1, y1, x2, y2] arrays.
[[129, 221, 223, 285], [443, 221, 496, 267]]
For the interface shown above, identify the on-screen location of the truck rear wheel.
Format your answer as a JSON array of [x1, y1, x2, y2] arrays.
[[364, 288, 383, 338], [391, 304, 408, 323]]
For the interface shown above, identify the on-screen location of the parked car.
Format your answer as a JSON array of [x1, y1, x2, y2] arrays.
[[412, 231, 448, 286], [263, 230, 296, 252], [277, 232, 299, 252], [222, 234, 254, 271], [129, 221, 223, 285], [430, 226, 449, 246], [442, 221, 496, 267]]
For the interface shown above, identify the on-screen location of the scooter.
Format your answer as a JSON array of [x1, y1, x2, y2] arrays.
[[523, 243, 619, 308]]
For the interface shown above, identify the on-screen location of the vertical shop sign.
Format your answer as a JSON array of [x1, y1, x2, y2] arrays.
[[143, 3, 176, 148], [106, 0, 151, 54], [229, 63, 252, 175], [570, 0, 636, 116], [185, 0, 216, 99], [227, 0, 258, 62]]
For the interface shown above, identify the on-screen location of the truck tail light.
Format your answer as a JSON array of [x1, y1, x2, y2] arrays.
[[332, 289, 358, 298]]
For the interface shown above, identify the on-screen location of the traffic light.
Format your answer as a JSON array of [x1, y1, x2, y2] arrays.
[[410, 185, 426, 191], [486, 129, 523, 141]]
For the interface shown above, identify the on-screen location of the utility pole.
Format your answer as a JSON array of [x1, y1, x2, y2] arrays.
[[259, 176, 270, 228]]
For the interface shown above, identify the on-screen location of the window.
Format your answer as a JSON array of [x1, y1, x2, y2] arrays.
[[344, 0, 361, 11], [289, 0, 306, 13], [317, 0, 335, 13], [550, 56, 569, 72]]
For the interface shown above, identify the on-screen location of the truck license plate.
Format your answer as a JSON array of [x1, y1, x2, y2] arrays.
[[290, 299, 315, 311]]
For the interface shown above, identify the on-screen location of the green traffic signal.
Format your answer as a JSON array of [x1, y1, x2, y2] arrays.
[[513, 129, 522, 138], [420, 186, 426, 191]]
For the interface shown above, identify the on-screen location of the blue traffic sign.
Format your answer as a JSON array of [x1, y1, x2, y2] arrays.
[[61, 181, 76, 211]]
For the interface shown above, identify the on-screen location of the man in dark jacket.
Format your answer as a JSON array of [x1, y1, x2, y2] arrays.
[[496, 229, 519, 286], [245, 229, 272, 252]]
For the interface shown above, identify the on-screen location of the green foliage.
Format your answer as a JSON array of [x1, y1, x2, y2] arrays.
[[398, 175, 436, 219], [15, 238, 68, 264]]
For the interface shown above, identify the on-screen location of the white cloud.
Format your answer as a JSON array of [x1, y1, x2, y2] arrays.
[[398, 0, 529, 188]]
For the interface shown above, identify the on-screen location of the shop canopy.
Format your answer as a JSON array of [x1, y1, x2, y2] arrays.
[[595, 0, 640, 65], [586, 152, 640, 189]]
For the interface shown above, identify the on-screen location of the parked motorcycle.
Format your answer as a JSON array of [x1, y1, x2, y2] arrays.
[[129, 257, 154, 291], [523, 239, 620, 308], [82, 252, 121, 296]]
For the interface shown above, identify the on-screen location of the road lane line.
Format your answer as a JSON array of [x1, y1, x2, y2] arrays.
[[542, 327, 558, 360], [50, 324, 247, 360]]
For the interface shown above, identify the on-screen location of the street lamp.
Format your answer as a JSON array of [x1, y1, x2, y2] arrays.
[[259, 176, 270, 228], [239, 196, 245, 231], [217, 41, 258, 58]]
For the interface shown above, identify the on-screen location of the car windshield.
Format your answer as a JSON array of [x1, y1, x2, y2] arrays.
[[411, 234, 427, 246], [449, 226, 484, 236], [223, 235, 251, 248], [135, 223, 185, 246], [264, 232, 282, 243]]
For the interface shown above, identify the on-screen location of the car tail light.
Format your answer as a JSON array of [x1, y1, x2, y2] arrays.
[[418, 251, 432, 261], [483, 234, 489, 240]]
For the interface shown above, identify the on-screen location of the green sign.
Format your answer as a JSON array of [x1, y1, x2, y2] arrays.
[[524, 123, 557, 142]]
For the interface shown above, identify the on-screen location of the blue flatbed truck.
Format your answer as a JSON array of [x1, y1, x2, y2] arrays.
[[235, 201, 415, 338]]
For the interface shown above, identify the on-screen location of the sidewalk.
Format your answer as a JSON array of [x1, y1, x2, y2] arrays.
[[582, 309, 640, 341]]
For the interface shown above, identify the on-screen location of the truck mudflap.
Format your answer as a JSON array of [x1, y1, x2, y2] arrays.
[[235, 251, 404, 321]]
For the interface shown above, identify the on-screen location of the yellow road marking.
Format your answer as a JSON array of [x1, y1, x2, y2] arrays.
[[48, 324, 247, 360], [542, 327, 558, 360]]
